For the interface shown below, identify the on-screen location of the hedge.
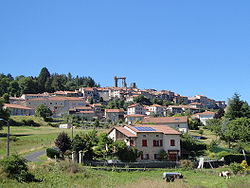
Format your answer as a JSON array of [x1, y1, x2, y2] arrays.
[[224, 154, 250, 165], [46, 148, 60, 159]]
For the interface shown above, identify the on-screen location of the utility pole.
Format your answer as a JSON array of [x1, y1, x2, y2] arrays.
[[70, 118, 74, 140], [0, 118, 10, 157]]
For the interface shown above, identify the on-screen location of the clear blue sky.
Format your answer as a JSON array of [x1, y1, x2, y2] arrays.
[[1, 0, 250, 102]]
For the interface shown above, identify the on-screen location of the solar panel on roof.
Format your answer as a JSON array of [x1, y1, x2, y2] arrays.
[[134, 127, 156, 131]]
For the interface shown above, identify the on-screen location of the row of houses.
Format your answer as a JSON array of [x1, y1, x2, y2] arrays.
[[25, 87, 224, 109], [4, 96, 216, 127]]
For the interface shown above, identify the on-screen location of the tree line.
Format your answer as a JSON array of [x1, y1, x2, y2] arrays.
[[206, 93, 250, 152], [54, 131, 141, 162], [0, 67, 99, 97]]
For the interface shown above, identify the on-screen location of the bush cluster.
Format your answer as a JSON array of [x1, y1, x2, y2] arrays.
[[224, 154, 250, 165], [0, 155, 35, 182], [46, 148, 61, 159], [179, 160, 195, 170]]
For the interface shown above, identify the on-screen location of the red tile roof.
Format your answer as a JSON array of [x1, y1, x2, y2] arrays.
[[143, 116, 188, 124], [91, 103, 103, 107], [74, 106, 93, 110], [128, 103, 141, 108], [150, 104, 164, 108], [192, 111, 215, 116], [28, 96, 85, 101], [111, 126, 137, 137], [79, 111, 95, 114], [4, 103, 33, 110], [24, 93, 49, 96], [126, 114, 146, 117], [168, 105, 199, 110], [126, 124, 181, 135], [105, 109, 124, 113]]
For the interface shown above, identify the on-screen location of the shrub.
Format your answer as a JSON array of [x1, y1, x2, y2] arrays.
[[57, 161, 88, 174], [207, 140, 219, 152], [181, 134, 207, 157], [9, 136, 19, 142], [22, 119, 40, 127], [46, 148, 61, 159], [179, 159, 195, 170], [159, 150, 168, 161], [42, 161, 89, 176], [0, 154, 35, 182], [8, 119, 22, 126], [230, 162, 242, 175], [224, 154, 250, 165], [114, 140, 141, 162], [240, 160, 250, 174], [216, 151, 232, 159]]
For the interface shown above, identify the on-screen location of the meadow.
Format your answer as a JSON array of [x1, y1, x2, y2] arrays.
[[0, 161, 249, 188], [0, 116, 90, 158]]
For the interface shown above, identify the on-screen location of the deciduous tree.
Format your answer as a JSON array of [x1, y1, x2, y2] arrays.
[[55, 132, 72, 157], [35, 104, 52, 121]]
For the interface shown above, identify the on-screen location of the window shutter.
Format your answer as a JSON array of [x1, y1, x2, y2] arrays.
[[160, 140, 163, 146]]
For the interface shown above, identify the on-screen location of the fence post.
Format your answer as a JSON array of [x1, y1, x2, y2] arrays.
[[79, 151, 83, 164], [72, 151, 76, 162]]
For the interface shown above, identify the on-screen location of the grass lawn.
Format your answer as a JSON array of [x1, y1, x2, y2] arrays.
[[189, 128, 230, 150], [0, 161, 249, 188], [0, 125, 93, 158]]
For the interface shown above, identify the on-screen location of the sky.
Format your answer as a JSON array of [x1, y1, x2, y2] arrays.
[[0, 0, 250, 102]]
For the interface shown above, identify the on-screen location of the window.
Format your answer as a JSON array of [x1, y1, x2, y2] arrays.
[[154, 154, 161, 160], [141, 154, 149, 160], [160, 140, 163, 146], [142, 140, 147, 147], [153, 140, 159, 146], [143, 135, 146, 138], [170, 139, 175, 146], [153, 140, 163, 147], [130, 140, 134, 146], [156, 135, 159, 137]]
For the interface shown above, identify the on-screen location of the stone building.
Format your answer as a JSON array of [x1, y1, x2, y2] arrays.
[[108, 124, 181, 161]]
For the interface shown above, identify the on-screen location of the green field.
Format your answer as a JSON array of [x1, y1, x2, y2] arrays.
[[0, 161, 249, 188], [0, 125, 88, 158], [0, 118, 249, 187]]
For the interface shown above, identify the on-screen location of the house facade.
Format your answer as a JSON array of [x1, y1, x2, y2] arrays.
[[192, 111, 215, 125], [167, 105, 200, 115], [146, 104, 165, 117], [127, 103, 145, 115], [25, 96, 88, 117], [108, 124, 181, 161], [4, 103, 35, 116], [125, 114, 146, 124], [105, 109, 124, 122]]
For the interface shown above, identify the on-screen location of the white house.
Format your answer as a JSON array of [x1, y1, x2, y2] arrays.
[[108, 124, 181, 161], [143, 116, 189, 133], [167, 105, 200, 115], [192, 111, 215, 125], [145, 104, 165, 116], [127, 103, 145, 115]]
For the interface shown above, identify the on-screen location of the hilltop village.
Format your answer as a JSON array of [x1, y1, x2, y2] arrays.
[[1, 70, 250, 187], [5, 77, 225, 126]]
